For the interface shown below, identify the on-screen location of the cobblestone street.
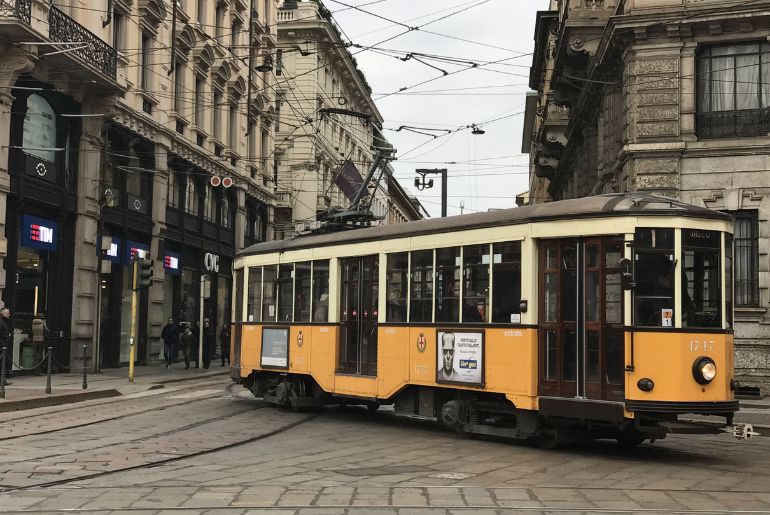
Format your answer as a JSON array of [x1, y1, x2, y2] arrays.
[[1, 375, 769, 514]]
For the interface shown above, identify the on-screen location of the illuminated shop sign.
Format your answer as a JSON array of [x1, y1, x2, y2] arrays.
[[124, 240, 149, 264], [21, 215, 57, 252], [164, 251, 181, 275]]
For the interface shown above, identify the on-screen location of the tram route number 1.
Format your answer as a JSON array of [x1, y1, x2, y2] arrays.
[[689, 339, 715, 352]]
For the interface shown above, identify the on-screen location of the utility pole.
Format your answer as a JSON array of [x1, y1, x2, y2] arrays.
[[414, 168, 448, 217], [129, 256, 153, 383]]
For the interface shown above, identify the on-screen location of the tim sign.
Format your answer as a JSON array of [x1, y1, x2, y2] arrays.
[[21, 214, 57, 252]]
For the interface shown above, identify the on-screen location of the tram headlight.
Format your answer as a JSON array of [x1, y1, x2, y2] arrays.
[[692, 356, 717, 385]]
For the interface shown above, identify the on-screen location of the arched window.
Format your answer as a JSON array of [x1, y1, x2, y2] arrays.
[[185, 176, 198, 215], [203, 183, 216, 221], [23, 94, 56, 163]]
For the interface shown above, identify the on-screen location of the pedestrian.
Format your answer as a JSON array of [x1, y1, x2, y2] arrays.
[[0, 307, 12, 384], [220, 324, 230, 367], [160, 317, 179, 369], [179, 325, 196, 369], [202, 319, 216, 369]]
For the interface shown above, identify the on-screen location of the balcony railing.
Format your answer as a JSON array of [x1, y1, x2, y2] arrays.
[[697, 109, 770, 139], [48, 5, 117, 80], [0, 0, 31, 23]]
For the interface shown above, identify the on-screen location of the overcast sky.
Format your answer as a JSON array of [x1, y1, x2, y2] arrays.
[[325, 0, 550, 217]]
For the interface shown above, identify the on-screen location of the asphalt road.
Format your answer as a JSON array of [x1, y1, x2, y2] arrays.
[[1, 376, 769, 514]]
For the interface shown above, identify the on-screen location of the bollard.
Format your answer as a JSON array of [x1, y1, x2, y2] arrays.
[[45, 346, 52, 394], [128, 338, 135, 383], [82, 344, 88, 390], [0, 346, 6, 399]]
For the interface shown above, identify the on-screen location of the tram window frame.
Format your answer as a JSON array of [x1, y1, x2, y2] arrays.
[[633, 228, 675, 328], [725, 233, 733, 328], [462, 244, 490, 323], [312, 260, 330, 322], [277, 264, 294, 322], [681, 229, 721, 328], [410, 249, 434, 323], [386, 252, 408, 323], [294, 261, 312, 323], [435, 247, 461, 323], [492, 241, 522, 324], [247, 266, 262, 322], [262, 265, 278, 321]]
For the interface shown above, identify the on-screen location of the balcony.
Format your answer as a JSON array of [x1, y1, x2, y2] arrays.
[[0, 0, 118, 89], [697, 109, 770, 140]]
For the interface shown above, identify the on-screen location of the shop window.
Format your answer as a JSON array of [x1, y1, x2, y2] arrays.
[[730, 210, 759, 306], [633, 228, 674, 327], [492, 241, 521, 323], [312, 260, 329, 322], [277, 264, 293, 322], [203, 184, 216, 222], [682, 229, 721, 328], [386, 252, 407, 322], [261, 265, 277, 321], [435, 247, 460, 323], [23, 94, 56, 163], [294, 262, 311, 322], [184, 177, 198, 215], [697, 42, 770, 138], [247, 266, 262, 322], [410, 250, 433, 323], [463, 244, 489, 323]]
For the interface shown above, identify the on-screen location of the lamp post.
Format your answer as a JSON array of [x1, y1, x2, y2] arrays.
[[414, 168, 448, 217]]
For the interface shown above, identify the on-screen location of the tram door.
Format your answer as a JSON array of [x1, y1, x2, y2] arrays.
[[538, 238, 625, 401], [338, 256, 379, 376]]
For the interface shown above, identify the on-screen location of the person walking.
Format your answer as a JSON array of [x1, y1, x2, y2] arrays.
[[160, 317, 179, 369], [0, 307, 12, 384], [220, 324, 230, 367], [179, 325, 196, 369], [202, 319, 216, 369]]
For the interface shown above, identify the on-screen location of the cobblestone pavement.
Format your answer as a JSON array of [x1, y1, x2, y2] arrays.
[[2, 378, 770, 514]]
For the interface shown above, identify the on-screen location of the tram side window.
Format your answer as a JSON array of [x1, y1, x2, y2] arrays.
[[726, 233, 733, 328], [386, 253, 408, 322], [247, 267, 262, 322], [435, 247, 460, 322], [277, 264, 294, 322], [294, 262, 311, 323], [463, 244, 490, 323], [262, 265, 277, 321], [682, 229, 721, 328], [312, 260, 330, 322], [633, 228, 674, 327], [410, 250, 433, 323], [492, 241, 521, 323]]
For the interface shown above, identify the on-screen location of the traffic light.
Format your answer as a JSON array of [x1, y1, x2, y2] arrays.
[[138, 258, 154, 288]]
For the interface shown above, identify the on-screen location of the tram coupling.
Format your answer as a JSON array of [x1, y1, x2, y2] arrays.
[[730, 423, 759, 440]]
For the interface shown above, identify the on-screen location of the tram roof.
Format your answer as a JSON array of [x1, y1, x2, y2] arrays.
[[242, 193, 732, 256]]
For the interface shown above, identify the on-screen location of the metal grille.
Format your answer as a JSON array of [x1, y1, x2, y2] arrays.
[[48, 5, 117, 80], [697, 109, 770, 139], [733, 210, 759, 306], [0, 0, 31, 23]]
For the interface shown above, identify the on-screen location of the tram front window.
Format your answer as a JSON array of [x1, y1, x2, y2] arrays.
[[633, 228, 675, 327], [682, 230, 721, 328]]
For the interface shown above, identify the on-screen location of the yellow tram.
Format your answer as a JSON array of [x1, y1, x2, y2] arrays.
[[230, 193, 743, 446]]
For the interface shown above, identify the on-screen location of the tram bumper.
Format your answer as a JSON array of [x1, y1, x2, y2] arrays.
[[626, 399, 751, 438]]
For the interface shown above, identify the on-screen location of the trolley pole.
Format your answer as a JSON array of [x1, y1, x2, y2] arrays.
[[128, 258, 138, 383]]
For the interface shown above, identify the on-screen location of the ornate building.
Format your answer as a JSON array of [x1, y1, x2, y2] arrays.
[[523, 0, 770, 387], [0, 0, 279, 370], [273, 0, 421, 238]]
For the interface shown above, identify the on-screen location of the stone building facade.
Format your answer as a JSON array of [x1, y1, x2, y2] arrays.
[[523, 0, 770, 386], [273, 0, 421, 238], [0, 0, 279, 370]]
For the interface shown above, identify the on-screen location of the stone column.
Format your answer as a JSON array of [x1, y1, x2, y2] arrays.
[[0, 47, 35, 303], [147, 144, 170, 362]]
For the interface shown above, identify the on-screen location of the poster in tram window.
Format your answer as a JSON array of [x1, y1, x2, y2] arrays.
[[436, 330, 484, 386], [261, 327, 289, 368]]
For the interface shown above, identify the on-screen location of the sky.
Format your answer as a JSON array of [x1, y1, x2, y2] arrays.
[[325, 0, 550, 217]]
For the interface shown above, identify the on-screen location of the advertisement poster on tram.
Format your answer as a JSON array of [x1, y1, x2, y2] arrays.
[[261, 327, 289, 368], [436, 331, 484, 386]]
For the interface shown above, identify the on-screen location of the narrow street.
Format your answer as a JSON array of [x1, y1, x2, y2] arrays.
[[2, 375, 769, 514]]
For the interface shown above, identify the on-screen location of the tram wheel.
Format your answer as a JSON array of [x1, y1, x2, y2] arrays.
[[366, 402, 380, 412], [616, 429, 645, 448], [533, 432, 559, 450]]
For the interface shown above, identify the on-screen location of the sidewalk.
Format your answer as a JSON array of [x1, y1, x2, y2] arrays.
[[0, 363, 230, 413]]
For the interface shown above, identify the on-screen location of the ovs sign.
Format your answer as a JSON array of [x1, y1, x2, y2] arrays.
[[204, 252, 220, 273]]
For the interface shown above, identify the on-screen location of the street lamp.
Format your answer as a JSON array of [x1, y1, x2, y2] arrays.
[[415, 168, 447, 217]]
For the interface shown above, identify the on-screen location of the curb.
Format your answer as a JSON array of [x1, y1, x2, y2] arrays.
[[0, 388, 121, 413]]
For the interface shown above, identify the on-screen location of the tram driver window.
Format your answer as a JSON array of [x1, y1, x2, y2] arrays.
[[247, 267, 262, 322], [492, 241, 521, 323], [435, 247, 460, 322], [386, 253, 408, 322], [682, 230, 721, 328], [633, 228, 675, 327]]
